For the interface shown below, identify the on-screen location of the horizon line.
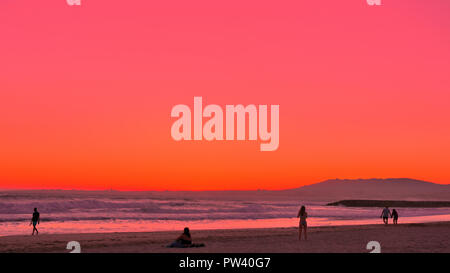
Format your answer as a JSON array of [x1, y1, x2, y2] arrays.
[[0, 177, 445, 192]]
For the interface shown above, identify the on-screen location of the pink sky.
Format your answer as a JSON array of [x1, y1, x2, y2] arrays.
[[0, 0, 449, 190]]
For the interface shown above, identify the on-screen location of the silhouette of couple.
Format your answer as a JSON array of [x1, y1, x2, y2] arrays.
[[380, 206, 399, 225]]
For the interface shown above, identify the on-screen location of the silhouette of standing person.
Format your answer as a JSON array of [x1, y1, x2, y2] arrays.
[[30, 208, 40, 235], [297, 205, 308, 241], [391, 209, 398, 225], [380, 206, 391, 225]]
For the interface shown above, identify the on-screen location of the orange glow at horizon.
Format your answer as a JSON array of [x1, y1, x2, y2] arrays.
[[1, 0, 450, 190]]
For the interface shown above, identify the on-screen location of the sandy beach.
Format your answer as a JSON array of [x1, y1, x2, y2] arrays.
[[0, 221, 449, 253]]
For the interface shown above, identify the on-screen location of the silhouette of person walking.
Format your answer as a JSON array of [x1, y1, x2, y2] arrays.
[[380, 206, 391, 225], [391, 209, 399, 225], [30, 208, 40, 235]]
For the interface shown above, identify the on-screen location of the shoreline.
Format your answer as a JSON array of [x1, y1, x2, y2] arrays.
[[1, 221, 449, 253], [327, 200, 450, 207], [2, 213, 450, 237]]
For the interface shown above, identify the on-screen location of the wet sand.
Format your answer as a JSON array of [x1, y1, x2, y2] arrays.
[[0, 221, 449, 253]]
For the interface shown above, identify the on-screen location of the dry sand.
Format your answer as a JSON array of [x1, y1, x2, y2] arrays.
[[0, 221, 449, 253]]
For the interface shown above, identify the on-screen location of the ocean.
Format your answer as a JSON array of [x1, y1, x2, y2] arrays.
[[1, 191, 450, 236]]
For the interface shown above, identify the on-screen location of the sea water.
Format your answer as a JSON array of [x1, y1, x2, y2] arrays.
[[1, 191, 450, 236]]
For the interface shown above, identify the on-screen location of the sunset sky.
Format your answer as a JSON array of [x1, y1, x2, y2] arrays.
[[1, 0, 449, 190]]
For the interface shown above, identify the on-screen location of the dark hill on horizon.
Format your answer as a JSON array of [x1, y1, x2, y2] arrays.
[[285, 178, 450, 201]]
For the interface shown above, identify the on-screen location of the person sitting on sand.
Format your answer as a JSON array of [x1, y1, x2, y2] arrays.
[[297, 205, 308, 241], [167, 227, 205, 248], [391, 209, 398, 225], [380, 206, 391, 225], [30, 208, 40, 235]]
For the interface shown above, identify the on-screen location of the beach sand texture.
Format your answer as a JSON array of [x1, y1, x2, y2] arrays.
[[0, 221, 449, 253]]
